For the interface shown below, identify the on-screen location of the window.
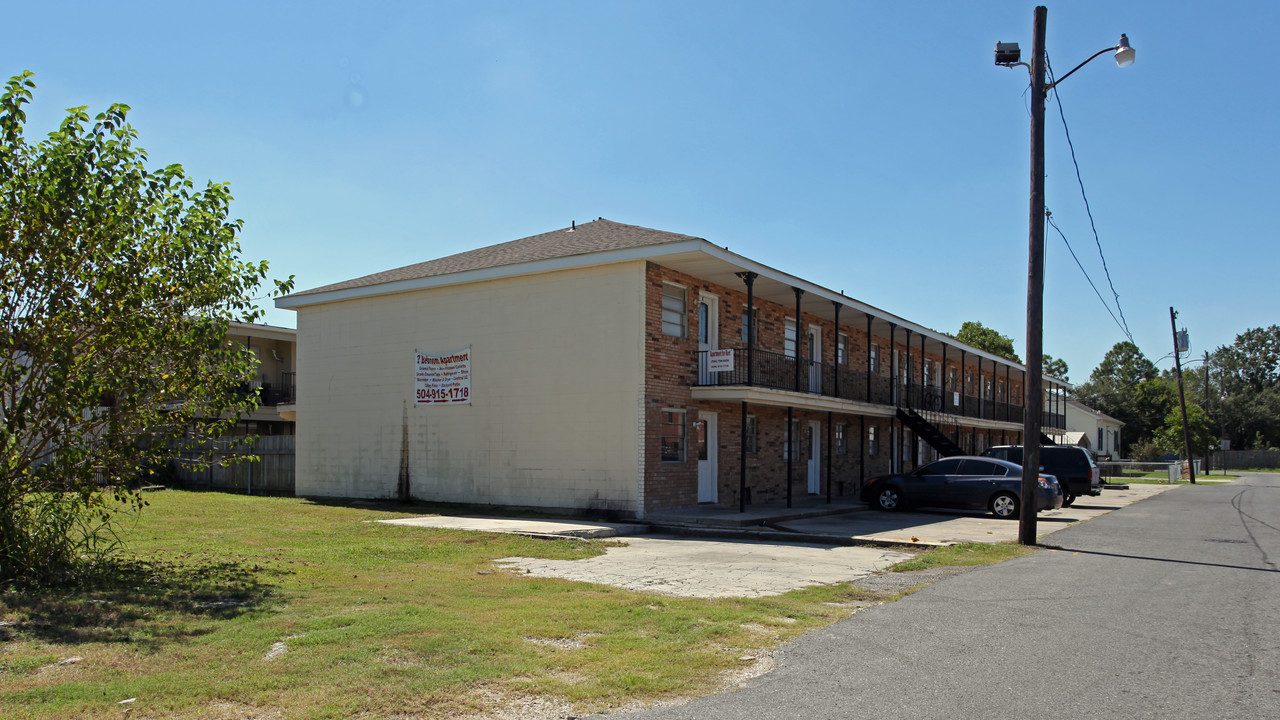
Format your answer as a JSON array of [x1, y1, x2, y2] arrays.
[[661, 285, 686, 338], [868, 426, 879, 456], [660, 410, 686, 461], [784, 419, 798, 461], [922, 360, 931, 387], [934, 361, 942, 388], [920, 458, 964, 476], [958, 459, 1008, 476], [697, 302, 709, 344], [1098, 428, 1104, 451], [948, 366, 956, 389], [784, 320, 797, 358], [745, 415, 758, 453], [740, 307, 758, 344], [835, 423, 847, 455], [837, 334, 848, 365]]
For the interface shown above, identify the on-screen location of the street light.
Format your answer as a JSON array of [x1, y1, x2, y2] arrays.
[[995, 6, 1134, 545]]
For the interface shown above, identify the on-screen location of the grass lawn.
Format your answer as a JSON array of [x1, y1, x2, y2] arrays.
[[2, 490, 968, 719]]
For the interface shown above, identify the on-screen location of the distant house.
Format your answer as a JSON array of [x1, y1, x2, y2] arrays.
[[1065, 399, 1123, 459], [276, 219, 1070, 517]]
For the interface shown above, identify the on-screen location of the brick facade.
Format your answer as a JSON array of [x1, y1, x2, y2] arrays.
[[639, 262, 1030, 514]]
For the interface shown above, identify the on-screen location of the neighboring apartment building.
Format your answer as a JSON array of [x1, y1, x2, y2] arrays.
[[276, 219, 1068, 518], [1065, 399, 1123, 460], [224, 322, 297, 435]]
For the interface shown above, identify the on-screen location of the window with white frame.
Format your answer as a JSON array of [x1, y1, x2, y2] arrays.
[[837, 334, 848, 365], [745, 415, 758, 454], [835, 423, 848, 455], [784, 320, 797, 358], [661, 285, 686, 338], [660, 410, 686, 461], [868, 426, 879, 456], [870, 343, 880, 373]]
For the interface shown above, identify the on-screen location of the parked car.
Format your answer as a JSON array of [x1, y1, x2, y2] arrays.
[[860, 456, 1063, 518], [981, 445, 1102, 507]]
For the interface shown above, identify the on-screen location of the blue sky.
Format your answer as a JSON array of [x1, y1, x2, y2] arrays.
[[8, 1, 1276, 382]]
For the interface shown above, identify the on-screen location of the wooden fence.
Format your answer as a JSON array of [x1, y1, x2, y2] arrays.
[[1216, 449, 1280, 471], [174, 435, 295, 495]]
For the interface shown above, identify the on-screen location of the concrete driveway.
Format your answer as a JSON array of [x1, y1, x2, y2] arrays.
[[376, 483, 1175, 598], [778, 482, 1175, 545]]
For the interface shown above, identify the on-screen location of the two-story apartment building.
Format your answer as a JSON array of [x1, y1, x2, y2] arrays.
[[276, 219, 1068, 518]]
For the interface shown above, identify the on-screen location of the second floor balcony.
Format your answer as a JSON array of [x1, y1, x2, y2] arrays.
[[695, 347, 1063, 429]]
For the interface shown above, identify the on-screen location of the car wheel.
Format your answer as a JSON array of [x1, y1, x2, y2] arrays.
[[1062, 490, 1076, 507], [990, 491, 1019, 518], [876, 486, 903, 512]]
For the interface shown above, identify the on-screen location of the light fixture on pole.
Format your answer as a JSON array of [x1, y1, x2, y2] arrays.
[[994, 6, 1134, 545]]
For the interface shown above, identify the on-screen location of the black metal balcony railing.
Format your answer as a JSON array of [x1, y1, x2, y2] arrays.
[[236, 371, 296, 407], [695, 347, 1060, 429], [279, 372, 296, 404]]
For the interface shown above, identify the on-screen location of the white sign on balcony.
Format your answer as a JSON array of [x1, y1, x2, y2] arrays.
[[414, 346, 471, 405], [707, 348, 734, 373]]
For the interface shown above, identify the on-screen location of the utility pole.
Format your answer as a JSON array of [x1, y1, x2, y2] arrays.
[[1018, 5, 1048, 545], [1203, 350, 1211, 473], [1170, 307, 1195, 483], [998, 7, 1134, 543]]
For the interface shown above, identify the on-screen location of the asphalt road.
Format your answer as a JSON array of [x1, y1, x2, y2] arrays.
[[608, 473, 1280, 719]]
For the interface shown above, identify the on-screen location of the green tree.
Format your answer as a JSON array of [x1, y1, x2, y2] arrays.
[[1154, 404, 1216, 462], [0, 72, 291, 586], [1209, 326, 1280, 450], [1072, 341, 1173, 453], [1043, 354, 1069, 381], [955, 321, 1020, 362]]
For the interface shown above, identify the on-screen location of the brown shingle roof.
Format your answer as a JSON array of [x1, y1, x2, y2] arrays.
[[290, 218, 702, 297]]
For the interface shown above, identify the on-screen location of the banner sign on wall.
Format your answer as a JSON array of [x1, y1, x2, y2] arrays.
[[415, 347, 471, 405]]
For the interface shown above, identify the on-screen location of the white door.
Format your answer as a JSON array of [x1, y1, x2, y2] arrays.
[[697, 294, 719, 385], [807, 420, 822, 494], [696, 413, 718, 503], [808, 326, 822, 393]]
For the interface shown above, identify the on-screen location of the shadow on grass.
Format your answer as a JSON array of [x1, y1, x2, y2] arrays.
[[1, 555, 287, 647]]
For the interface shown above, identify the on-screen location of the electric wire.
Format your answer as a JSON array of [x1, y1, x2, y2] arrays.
[[1046, 213, 1133, 344], [1044, 53, 1136, 344]]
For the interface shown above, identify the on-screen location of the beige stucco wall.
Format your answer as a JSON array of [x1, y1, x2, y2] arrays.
[[292, 262, 647, 513]]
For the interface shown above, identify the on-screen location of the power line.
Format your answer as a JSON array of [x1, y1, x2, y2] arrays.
[[1044, 53, 1135, 342], [1046, 212, 1134, 344]]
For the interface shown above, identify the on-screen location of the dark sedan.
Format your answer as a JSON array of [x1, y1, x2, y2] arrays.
[[860, 456, 1063, 518]]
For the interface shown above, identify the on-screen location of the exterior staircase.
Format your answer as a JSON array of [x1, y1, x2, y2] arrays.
[[896, 407, 965, 457]]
